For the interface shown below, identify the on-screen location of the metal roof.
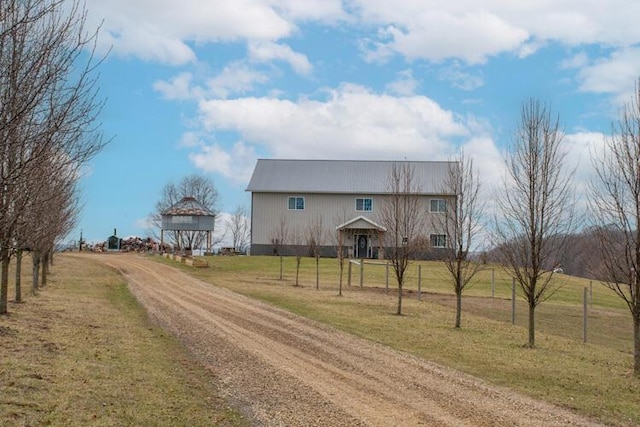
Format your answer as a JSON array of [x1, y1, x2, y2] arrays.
[[161, 196, 215, 217], [246, 159, 457, 195]]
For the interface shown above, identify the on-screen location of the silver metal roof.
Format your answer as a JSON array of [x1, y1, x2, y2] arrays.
[[246, 159, 457, 195]]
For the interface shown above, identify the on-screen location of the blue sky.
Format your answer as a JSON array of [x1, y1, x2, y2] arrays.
[[74, 0, 640, 244]]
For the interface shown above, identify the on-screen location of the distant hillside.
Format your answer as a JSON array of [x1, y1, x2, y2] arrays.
[[484, 228, 614, 281]]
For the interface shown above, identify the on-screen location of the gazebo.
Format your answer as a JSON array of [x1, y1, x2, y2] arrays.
[[160, 196, 216, 254]]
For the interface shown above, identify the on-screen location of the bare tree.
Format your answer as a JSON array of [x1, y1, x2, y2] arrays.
[[307, 214, 325, 290], [31, 161, 79, 293], [153, 174, 219, 250], [434, 152, 485, 328], [270, 217, 288, 280], [333, 210, 350, 297], [494, 99, 574, 348], [379, 162, 426, 315], [226, 206, 250, 254], [589, 80, 640, 376], [0, 0, 106, 314], [290, 226, 308, 287]]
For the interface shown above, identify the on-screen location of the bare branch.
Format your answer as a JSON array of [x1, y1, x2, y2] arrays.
[[589, 79, 640, 376], [494, 99, 575, 347], [378, 162, 427, 315], [432, 150, 485, 328]]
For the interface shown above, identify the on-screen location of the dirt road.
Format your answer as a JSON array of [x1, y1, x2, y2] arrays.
[[94, 254, 602, 426]]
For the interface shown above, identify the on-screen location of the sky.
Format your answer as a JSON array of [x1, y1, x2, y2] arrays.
[[72, 0, 640, 245]]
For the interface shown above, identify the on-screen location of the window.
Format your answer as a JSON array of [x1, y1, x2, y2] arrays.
[[355, 197, 373, 212], [430, 199, 446, 213], [288, 196, 305, 210], [430, 234, 447, 248]]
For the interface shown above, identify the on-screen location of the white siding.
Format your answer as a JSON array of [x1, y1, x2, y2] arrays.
[[251, 192, 453, 247]]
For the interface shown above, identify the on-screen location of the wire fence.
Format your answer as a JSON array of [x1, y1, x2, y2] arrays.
[[339, 258, 623, 346]]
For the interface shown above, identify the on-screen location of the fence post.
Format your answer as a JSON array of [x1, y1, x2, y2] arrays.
[[590, 281, 593, 306], [417, 265, 422, 301], [491, 268, 495, 298], [360, 260, 364, 289], [583, 286, 588, 344], [348, 260, 352, 287], [385, 263, 389, 294], [511, 278, 516, 325]]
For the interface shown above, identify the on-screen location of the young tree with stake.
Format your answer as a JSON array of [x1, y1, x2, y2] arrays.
[[494, 99, 575, 348], [379, 162, 426, 315], [590, 79, 640, 377], [434, 152, 485, 328]]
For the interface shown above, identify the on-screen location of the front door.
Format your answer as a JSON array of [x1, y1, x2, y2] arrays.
[[355, 234, 369, 258]]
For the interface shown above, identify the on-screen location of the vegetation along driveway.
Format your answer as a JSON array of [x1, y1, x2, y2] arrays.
[[96, 253, 602, 427]]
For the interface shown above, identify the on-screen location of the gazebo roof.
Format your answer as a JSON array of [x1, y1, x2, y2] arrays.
[[161, 196, 215, 217]]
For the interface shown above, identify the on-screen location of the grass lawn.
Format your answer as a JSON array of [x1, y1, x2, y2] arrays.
[[0, 254, 247, 427], [163, 253, 640, 427]]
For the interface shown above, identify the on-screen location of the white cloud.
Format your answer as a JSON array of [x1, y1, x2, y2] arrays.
[[178, 131, 202, 148], [517, 40, 545, 59], [353, 1, 640, 65], [356, 6, 529, 64], [154, 72, 201, 100], [386, 69, 419, 96], [135, 216, 154, 229], [207, 62, 270, 98], [87, 0, 294, 64], [577, 47, 640, 101], [438, 65, 484, 91], [196, 84, 471, 161], [154, 63, 269, 101], [272, 0, 346, 21], [86, 0, 349, 65], [461, 136, 503, 189], [188, 141, 258, 184], [563, 131, 606, 214], [518, 2, 640, 47], [248, 42, 313, 75], [560, 52, 589, 70], [89, 0, 640, 69]]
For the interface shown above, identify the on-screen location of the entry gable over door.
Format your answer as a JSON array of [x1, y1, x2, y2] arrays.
[[336, 215, 387, 232]]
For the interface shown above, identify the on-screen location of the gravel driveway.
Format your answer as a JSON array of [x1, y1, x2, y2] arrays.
[[95, 254, 602, 426]]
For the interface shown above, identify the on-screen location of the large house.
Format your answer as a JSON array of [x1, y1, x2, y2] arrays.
[[245, 159, 457, 258]]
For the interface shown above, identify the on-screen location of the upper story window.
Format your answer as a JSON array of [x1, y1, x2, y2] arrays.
[[355, 197, 373, 212], [288, 196, 305, 210], [430, 198, 446, 213]]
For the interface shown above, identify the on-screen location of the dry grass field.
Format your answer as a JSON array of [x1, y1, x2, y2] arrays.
[[0, 254, 247, 427], [2, 251, 639, 425], [170, 254, 639, 426]]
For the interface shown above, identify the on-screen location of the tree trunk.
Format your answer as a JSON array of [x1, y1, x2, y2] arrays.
[[634, 313, 640, 377], [295, 258, 300, 287], [46, 250, 52, 272], [279, 255, 283, 280], [455, 290, 462, 328], [32, 252, 40, 295], [1, 252, 9, 314], [41, 252, 48, 287], [528, 301, 536, 348], [316, 256, 319, 290], [396, 284, 403, 315], [15, 249, 22, 303], [338, 259, 343, 297]]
